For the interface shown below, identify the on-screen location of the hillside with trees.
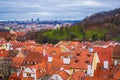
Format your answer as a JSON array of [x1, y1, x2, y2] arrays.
[[24, 8, 120, 44]]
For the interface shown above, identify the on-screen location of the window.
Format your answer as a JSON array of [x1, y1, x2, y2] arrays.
[[42, 69, 46, 72], [85, 60, 90, 64], [73, 69, 75, 73], [75, 60, 79, 63], [21, 67, 24, 70], [87, 54, 91, 57], [24, 61, 27, 64], [27, 73, 31, 77], [40, 70, 43, 73], [76, 53, 81, 56], [32, 62, 35, 65], [27, 61, 29, 64]]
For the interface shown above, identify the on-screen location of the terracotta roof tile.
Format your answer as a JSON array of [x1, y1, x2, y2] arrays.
[[93, 46, 113, 66], [22, 52, 46, 66], [11, 56, 25, 68], [70, 71, 85, 80], [9, 71, 23, 80], [70, 49, 94, 69], [85, 76, 113, 80], [57, 70, 69, 80], [114, 71, 120, 79], [29, 62, 47, 78], [47, 58, 63, 75]]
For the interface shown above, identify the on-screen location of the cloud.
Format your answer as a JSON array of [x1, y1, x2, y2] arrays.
[[0, 0, 120, 20], [58, 0, 106, 8], [28, 12, 51, 16]]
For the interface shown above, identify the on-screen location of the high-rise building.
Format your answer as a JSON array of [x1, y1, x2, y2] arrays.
[[36, 18, 40, 23], [31, 18, 34, 22]]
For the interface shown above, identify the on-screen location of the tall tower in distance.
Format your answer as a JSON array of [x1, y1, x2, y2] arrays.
[[36, 18, 40, 23], [31, 18, 34, 22]]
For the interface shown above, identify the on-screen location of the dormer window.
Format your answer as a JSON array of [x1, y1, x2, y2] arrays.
[[27, 61, 29, 64], [32, 62, 37, 65], [27, 73, 31, 77], [87, 54, 91, 57], [76, 53, 81, 56], [40, 70, 43, 73], [85, 60, 90, 64], [24, 61, 27, 64], [75, 60, 79, 63], [73, 69, 75, 73], [35, 62, 37, 64], [61, 56, 64, 60], [43, 69, 46, 72], [22, 67, 24, 70], [71, 46, 75, 50], [33, 62, 35, 65], [52, 50, 56, 55]]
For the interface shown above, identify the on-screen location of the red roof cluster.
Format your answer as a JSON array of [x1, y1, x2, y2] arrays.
[[2, 40, 119, 80]]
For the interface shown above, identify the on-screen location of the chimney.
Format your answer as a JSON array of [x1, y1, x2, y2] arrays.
[[17, 71, 20, 76], [43, 49, 46, 56], [104, 61, 108, 69], [61, 56, 64, 60], [71, 46, 75, 50], [60, 67, 64, 71], [88, 47, 93, 53], [6, 42, 10, 50], [114, 60, 118, 66], [82, 46, 86, 49], [87, 65, 91, 75], [48, 56, 53, 63], [63, 57, 71, 64], [18, 48, 21, 51], [103, 45, 108, 48], [10, 47, 13, 50]]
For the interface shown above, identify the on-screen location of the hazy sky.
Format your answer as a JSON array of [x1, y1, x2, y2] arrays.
[[0, 0, 120, 21]]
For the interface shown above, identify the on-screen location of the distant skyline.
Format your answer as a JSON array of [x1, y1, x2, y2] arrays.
[[0, 0, 120, 21]]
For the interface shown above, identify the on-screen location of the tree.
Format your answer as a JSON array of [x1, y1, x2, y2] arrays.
[[92, 34, 98, 41]]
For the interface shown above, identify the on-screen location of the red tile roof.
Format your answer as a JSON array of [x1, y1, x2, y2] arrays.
[[57, 70, 69, 80], [22, 52, 46, 67], [9, 71, 34, 80], [70, 49, 94, 70], [93, 46, 113, 66], [11, 56, 25, 68], [114, 71, 120, 79], [85, 76, 113, 80], [70, 71, 85, 80], [47, 58, 63, 75], [9, 71, 23, 80], [29, 62, 47, 78]]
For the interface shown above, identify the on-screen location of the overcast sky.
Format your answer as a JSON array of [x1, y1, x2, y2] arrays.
[[0, 0, 120, 21]]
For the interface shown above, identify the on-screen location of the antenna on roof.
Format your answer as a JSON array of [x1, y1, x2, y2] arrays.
[[88, 47, 93, 53], [48, 56, 53, 63], [63, 57, 71, 64]]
